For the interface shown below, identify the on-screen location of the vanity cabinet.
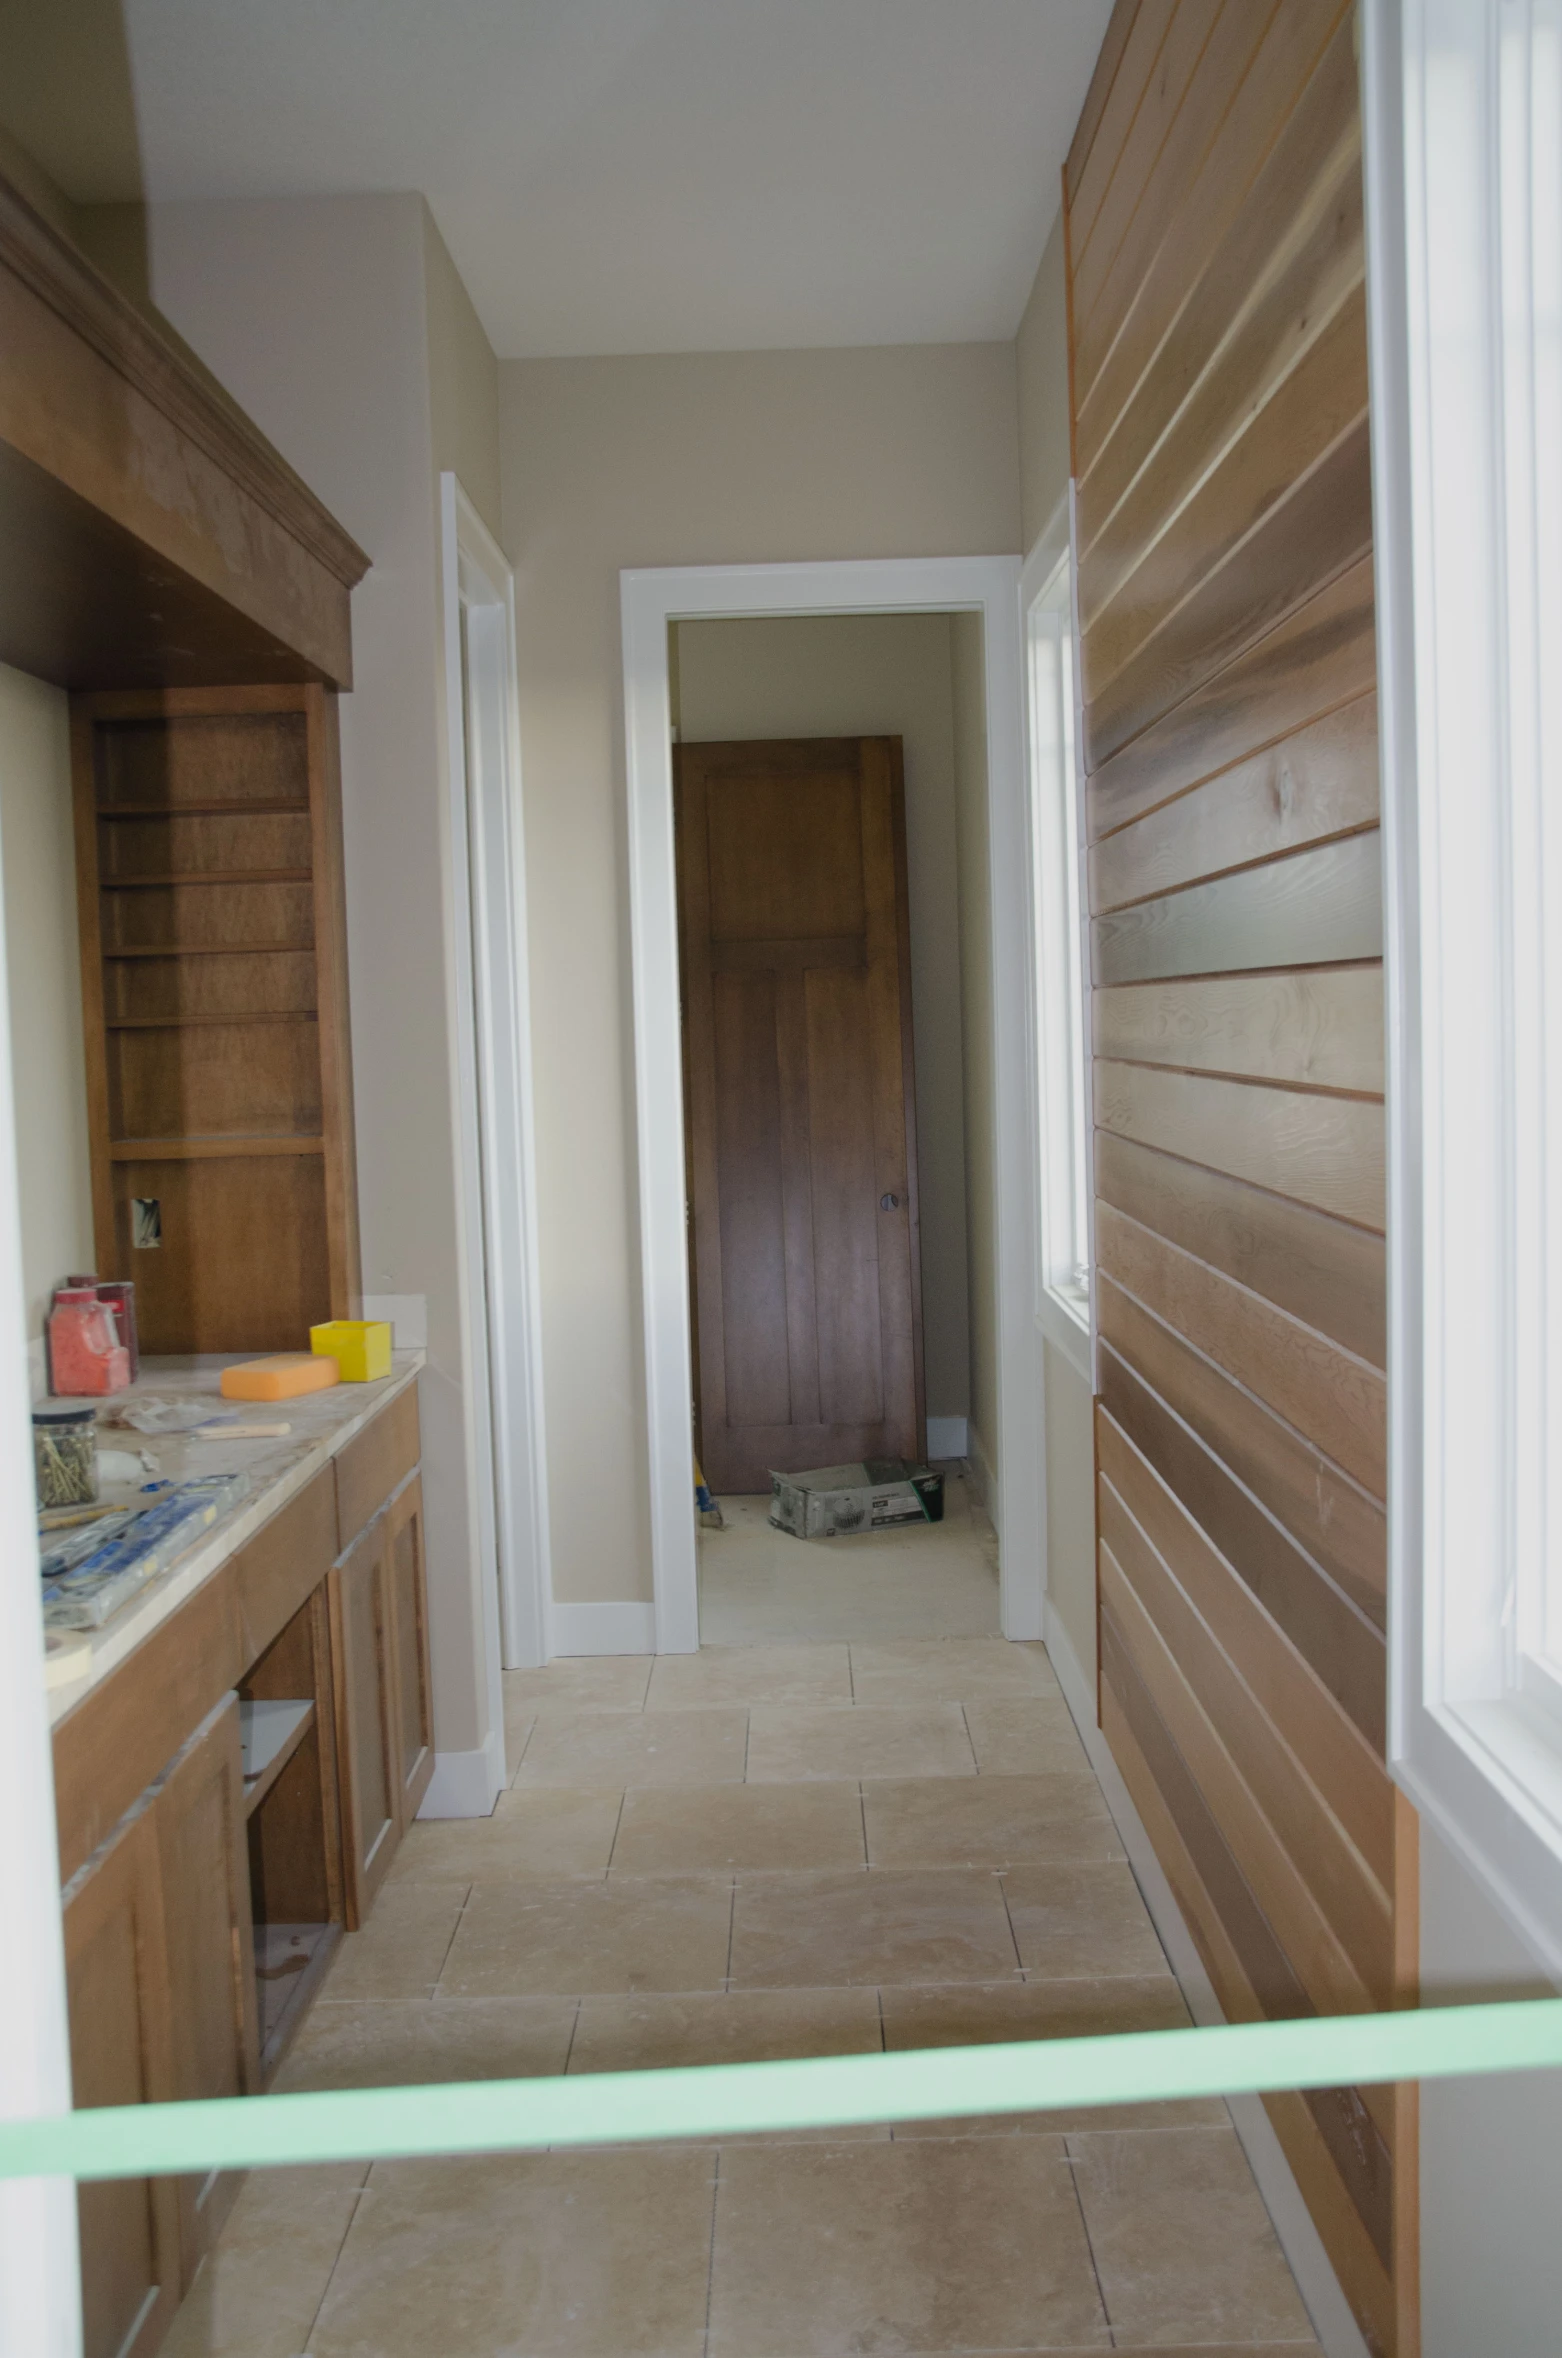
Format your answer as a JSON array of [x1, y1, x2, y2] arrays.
[[55, 1376, 428, 2357]]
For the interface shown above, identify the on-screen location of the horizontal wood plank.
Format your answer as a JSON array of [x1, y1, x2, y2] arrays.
[[1090, 694, 1379, 911], [1087, 559, 1378, 843], [1263, 2085, 1398, 2353], [1102, 1540, 1383, 2014], [1071, 0, 1276, 366], [1098, 1407, 1394, 1882], [1070, 0, 1225, 293], [1075, 0, 1353, 447], [1086, 414, 1373, 771], [1094, 1059, 1385, 1229], [1100, 1273, 1385, 1618], [1093, 832, 1381, 985], [1068, 0, 1183, 267], [1099, 1351, 1386, 1748], [1101, 1478, 1392, 1995], [1078, 15, 1364, 565], [1083, 286, 1367, 684], [1097, 1200, 1386, 1495], [1095, 1129, 1386, 1365], [1093, 964, 1384, 1095], [1066, 0, 1146, 203]]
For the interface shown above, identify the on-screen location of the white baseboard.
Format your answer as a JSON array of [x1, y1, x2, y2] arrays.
[[548, 1600, 657, 1657], [926, 1415, 968, 1461], [417, 1726, 506, 1820], [1043, 1601, 1373, 2358], [964, 1419, 999, 1529]]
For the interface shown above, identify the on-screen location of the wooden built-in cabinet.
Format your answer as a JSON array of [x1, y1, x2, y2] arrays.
[[70, 683, 360, 1354], [57, 1381, 427, 2357]]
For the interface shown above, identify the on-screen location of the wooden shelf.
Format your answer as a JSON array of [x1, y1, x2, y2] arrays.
[[105, 1011, 317, 1030], [240, 1697, 316, 1818], [103, 942, 314, 959], [110, 1135, 325, 1161], [101, 870, 312, 890], [97, 800, 311, 818]]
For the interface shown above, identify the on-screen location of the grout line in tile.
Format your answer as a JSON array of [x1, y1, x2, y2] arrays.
[[299, 2161, 375, 2353], [1062, 2134, 1117, 2348], [741, 1708, 751, 1782], [428, 1883, 475, 1994], [958, 1699, 981, 1774], [857, 1780, 870, 1868], [560, 1995, 582, 2076], [603, 1789, 628, 1874], [701, 2145, 722, 2358], [723, 1878, 737, 1990], [995, 1869, 1026, 1978]]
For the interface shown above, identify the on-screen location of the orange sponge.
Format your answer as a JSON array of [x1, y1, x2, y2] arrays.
[[220, 1354, 341, 1402]]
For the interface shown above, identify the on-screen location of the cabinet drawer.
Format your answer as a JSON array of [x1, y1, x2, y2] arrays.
[[334, 1382, 419, 1550], [234, 1467, 338, 1661]]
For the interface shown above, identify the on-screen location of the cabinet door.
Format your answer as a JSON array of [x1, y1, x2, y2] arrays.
[[154, 1694, 259, 2278], [329, 1519, 398, 1924], [386, 1475, 435, 1824], [64, 1807, 181, 2358]]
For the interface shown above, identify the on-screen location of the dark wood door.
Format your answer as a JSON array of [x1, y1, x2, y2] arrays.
[[676, 737, 924, 1493]]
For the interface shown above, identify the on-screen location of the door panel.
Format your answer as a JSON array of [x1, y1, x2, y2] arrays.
[[678, 736, 923, 1491], [64, 1809, 181, 2358], [329, 1525, 397, 1923], [387, 1476, 435, 1824]]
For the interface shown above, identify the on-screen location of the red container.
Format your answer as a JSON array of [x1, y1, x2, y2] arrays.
[[95, 1281, 139, 1380], [49, 1289, 130, 1396]]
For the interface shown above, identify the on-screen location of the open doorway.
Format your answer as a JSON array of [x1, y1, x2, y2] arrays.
[[670, 614, 998, 1644], [621, 557, 1042, 1654]]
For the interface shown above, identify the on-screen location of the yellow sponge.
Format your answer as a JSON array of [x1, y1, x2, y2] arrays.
[[310, 1320, 393, 1383], [221, 1354, 341, 1402]]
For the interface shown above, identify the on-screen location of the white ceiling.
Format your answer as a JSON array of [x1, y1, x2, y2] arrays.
[[3, 0, 1113, 358]]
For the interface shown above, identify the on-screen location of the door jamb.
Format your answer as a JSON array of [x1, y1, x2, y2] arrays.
[[440, 474, 553, 1700], [620, 555, 1040, 1653]]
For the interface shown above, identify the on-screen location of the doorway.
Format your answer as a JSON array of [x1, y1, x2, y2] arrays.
[[621, 557, 1042, 1654]]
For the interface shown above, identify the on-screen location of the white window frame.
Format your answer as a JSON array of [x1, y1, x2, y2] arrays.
[[1020, 500, 1093, 1386], [1365, 0, 1562, 1968]]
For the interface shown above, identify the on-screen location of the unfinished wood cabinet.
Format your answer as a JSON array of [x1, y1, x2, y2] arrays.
[[152, 1696, 260, 2277], [329, 1510, 401, 1923], [70, 683, 360, 1353], [65, 1803, 182, 2358]]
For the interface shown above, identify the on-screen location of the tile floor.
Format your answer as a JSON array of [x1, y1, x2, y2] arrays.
[[161, 1490, 1319, 2356]]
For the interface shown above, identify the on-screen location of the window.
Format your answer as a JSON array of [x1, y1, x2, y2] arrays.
[[1021, 516, 1091, 1378], [1368, 0, 1562, 1965]]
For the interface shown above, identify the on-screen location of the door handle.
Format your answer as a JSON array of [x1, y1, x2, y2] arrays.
[[880, 1192, 900, 1211]]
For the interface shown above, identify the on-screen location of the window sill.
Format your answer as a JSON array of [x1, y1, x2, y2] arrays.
[[1401, 1692, 1562, 1981], [1036, 1286, 1091, 1386]]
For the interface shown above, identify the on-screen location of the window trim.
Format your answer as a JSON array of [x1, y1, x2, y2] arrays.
[[1366, 0, 1562, 1969], [1020, 504, 1093, 1389]]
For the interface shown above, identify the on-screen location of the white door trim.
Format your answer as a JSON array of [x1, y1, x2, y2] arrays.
[[620, 554, 1037, 1652], [440, 475, 553, 1699]]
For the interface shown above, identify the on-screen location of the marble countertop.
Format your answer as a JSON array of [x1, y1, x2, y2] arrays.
[[44, 1351, 424, 1729]]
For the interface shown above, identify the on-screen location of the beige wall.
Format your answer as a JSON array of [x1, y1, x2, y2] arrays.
[[673, 611, 971, 1425], [0, 663, 94, 1350], [1016, 209, 1072, 551], [424, 209, 502, 543], [139, 193, 502, 1761], [949, 610, 997, 1501], [500, 344, 1020, 1603]]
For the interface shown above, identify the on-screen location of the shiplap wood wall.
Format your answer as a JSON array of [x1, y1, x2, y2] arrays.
[[1063, 7, 1417, 2353]]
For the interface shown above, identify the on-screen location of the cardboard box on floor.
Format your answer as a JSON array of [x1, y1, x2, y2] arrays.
[[769, 1458, 944, 1541]]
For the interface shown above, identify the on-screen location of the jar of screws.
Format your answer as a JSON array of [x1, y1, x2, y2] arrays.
[[33, 1404, 99, 1511]]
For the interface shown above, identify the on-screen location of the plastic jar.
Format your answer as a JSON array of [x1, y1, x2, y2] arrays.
[[33, 1405, 99, 1511]]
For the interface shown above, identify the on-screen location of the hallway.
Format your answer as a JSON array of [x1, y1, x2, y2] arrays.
[[162, 1501, 1318, 2356]]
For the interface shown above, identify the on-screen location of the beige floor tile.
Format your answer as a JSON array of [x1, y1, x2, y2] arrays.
[[513, 1706, 748, 1788], [706, 2136, 1110, 2353], [571, 1984, 882, 2072], [309, 2148, 716, 2357], [385, 1788, 623, 1885], [274, 1994, 577, 2091], [879, 1978, 1226, 2134], [319, 1882, 468, 2001], [746, 1701, 975, 1782], [1003, 1861, 1170, 1979], [1068, 2126, 1318, 2346], [504, 1701, 535, 1781], [646, 1640, 852, 1709], [438, 1874, 733, 1996], [966, 1696, 1092, 1774], [863, 1773, 1121, 1869], [502, 1655, 653, 1714], [698, 1486, 1001, 1646], [158, 2162, 369, 2358], [612, 1780, 866, 1874], [848, 1636, 1061, 1705], [730, 1867, 1019, 1988]]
